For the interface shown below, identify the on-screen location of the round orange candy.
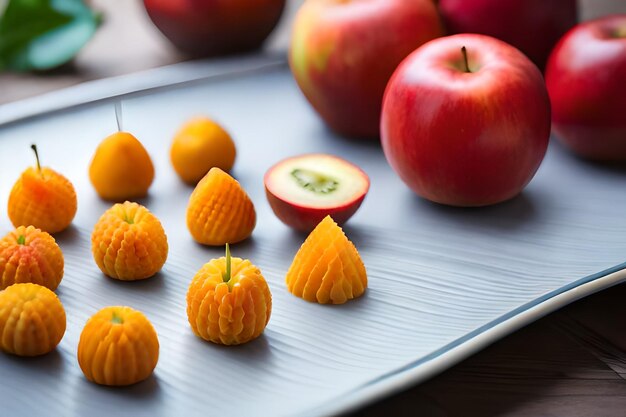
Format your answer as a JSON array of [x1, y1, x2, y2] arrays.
[[89, 132, 155, 201], [170, 117, 237, 184], [0, 283, 66, 356], [78, 306, 159, 386], [91, 201, 168, 280], [8, 146, 77, 234], [0, 226, 64, 291], [187, 245, 271, 345]]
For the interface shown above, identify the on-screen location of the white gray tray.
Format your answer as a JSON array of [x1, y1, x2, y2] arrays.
[[1, 54, 625, 417]]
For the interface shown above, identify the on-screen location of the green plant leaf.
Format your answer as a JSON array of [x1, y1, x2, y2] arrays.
[[0, 0, 101, 71]]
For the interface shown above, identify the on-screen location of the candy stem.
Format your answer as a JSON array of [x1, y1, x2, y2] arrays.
[[17, 235, 25, 245], [461, 46, 471, 73], [111, 311, 123, 324], [222, 243, 232, 283], [115, 101, 123, 132], [31, 144, 41, 172]]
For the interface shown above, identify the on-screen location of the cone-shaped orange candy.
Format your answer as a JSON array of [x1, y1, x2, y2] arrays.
[[78, 306, 159, 386], [0, 226, 64, 291], [89, 132, 155, 201], [0, 283, 66, 356], [186, 167, 256, 246], [8, 145, 77, 234], [187, 244, 271, 345], [91, 202, 168, 280], [286, 215, 367, 304]]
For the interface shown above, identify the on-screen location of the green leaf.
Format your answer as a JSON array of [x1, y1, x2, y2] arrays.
[[0, 0, 101, 71]]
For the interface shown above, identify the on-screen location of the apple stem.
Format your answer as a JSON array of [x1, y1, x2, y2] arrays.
[[461, 46, 471, 73], [115, 101, 123, 132], [222, 243, 232, 283], [31, 144, 42, 172]]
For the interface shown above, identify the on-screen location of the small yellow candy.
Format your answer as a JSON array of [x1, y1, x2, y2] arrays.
[[77, 306, 159, 386], [0, 283, 66, 356], [186, 245, 272, 345], [186, 167, 256, 246], [286, 215, 367, 304]]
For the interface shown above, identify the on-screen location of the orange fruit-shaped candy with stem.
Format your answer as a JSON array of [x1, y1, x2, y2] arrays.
[[8, 144, 77, 234], [187, 244, 272, 345], [186, 167, 256, 246], [89, 131, 155, 201], [0, 226, 64, 291], [170, 117, 237, 184], [91, 201, 168, 280], [77, 306, 159, 386], [0, 283, 66, 356], [286, 215, 367, 304]]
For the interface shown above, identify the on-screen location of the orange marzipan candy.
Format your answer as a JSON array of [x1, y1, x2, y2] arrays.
[[0, 283, 66, 356], [187, 255, 271, 345], [0, 226, 64, 291], [91, 201, 168, 280], [8, 166, 77, 234], [77, 306, 159, 386], [286, 215, 367, 304], [186, 167, 256, 246]]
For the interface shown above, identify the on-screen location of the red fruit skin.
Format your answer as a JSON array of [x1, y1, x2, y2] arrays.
[[439, 0, 577, 70], [381, 34, 551, 207], [545, 15, 626, 161], [143, 0, 286, 56], [289, 0, 444, 139], [265, 188, 366, 233]]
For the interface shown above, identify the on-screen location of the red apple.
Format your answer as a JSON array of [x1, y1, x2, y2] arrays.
[[439, 0, 577, 70], [143, 0, 286, 57], [264, 154, 369, 232], [381, 34, 550, 207], [545, 15, 626, 161], [289, 0, 444, 139]]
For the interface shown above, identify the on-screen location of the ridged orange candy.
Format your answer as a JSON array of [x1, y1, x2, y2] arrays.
[[0, 283, 66, 356], [91, 202, 168, 280], [77, 306, 159, 386], [89, 132, 155, 201], [8, 145, 77, 234], [186, 167, 256, 246], [286, 215, 367, 304], [187, 245, 272, 345], [0, 226, 64, 291]]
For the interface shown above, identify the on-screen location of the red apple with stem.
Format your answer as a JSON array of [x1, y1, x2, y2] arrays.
[[290, 0, 444, 139], [143, 0, 286, 57], [381, 34, 551, 207], [265, 154, 369, 232], [545, 15, 626, 161], [438, 0, 577, 70]]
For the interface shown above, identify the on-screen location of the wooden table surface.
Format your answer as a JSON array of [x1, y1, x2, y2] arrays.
[[2, 1, 626, 416]]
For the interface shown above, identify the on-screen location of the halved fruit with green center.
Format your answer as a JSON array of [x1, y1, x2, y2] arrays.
[[264, 154, 370, 232]]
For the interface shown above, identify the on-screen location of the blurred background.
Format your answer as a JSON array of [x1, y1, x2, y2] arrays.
[[1, 0, 625, 105]]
